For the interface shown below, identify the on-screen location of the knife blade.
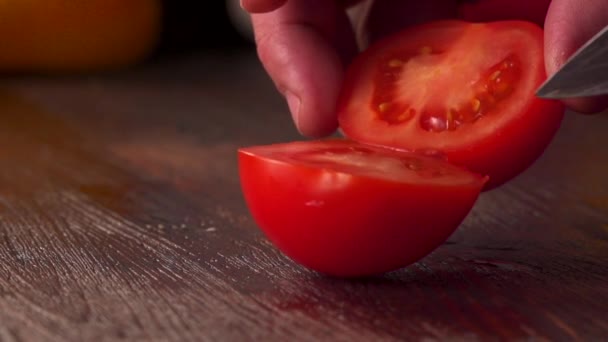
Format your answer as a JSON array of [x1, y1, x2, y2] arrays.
[[536, 25, 608, 99]]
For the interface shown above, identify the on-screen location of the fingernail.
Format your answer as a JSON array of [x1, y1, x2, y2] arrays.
[[285, 91, 301, 128]]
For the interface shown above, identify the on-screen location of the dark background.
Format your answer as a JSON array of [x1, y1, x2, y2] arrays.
[[157, 2, 253, 56]]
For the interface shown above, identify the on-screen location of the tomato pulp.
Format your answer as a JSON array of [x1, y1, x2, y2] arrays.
[[338, 20, 564, 189], [239, 140, 487, 277]]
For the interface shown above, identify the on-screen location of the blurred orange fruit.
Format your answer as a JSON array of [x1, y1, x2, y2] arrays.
[[0, 0, 162, 73]]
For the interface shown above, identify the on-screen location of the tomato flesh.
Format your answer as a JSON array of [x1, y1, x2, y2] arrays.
[[374, 50, 520, 132], [338, 20, 564, 189], [239, 140, 487, 277]]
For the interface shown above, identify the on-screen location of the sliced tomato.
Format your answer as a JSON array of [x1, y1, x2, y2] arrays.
[[337, 20, 564, 189], [458, 0, 552, 27], [238, 139, 487, 277]]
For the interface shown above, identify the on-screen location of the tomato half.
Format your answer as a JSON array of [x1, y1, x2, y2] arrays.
[[239, 140, 487, 277], [337, 20, 564, 189]]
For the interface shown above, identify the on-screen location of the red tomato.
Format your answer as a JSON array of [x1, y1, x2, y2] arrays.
[[238, 140, 487, 277], [458, 0, 552, 27], [337, 20, 564, 189]]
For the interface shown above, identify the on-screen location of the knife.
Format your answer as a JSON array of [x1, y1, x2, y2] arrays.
[[536, 24, 608, 99]]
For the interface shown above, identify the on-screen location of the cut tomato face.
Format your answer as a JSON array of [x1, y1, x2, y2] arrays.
[[238, 140, 487, 277], [337, 20, 564, 189]]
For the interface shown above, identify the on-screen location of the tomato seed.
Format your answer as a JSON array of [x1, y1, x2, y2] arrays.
[[446, 109, 456, 130], [471, 98, 481, 112], [419, 46, 432, 55], [378, 102, 391, 112], [388, 59, 403, 67]]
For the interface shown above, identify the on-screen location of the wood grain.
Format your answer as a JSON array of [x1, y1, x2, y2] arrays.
[[1, 50, 607, 341]]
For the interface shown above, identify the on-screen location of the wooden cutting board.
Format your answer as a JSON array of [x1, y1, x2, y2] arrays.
[[0, 51, 607, 341]]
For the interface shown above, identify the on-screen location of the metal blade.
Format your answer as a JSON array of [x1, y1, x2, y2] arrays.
[[536, 25, 608, 99]]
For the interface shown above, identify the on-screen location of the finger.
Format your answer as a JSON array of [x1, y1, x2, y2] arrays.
[[241, 0, 287, 13], [252, 0, 358, 137], [545, 0, 608, 113]]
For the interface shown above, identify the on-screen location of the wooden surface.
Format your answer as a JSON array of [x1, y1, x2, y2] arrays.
[[0, 49, 607, 341]]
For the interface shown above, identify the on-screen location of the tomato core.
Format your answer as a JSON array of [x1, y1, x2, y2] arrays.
[[372, 48, 521, 132]]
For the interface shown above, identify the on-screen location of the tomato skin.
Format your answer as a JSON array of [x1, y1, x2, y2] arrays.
[[238, 140, 486, 277], [337, 20, 565, 190], [458, 0, 552, 27]]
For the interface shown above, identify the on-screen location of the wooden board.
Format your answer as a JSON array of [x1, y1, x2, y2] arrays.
[[1, 50, 607, 341]]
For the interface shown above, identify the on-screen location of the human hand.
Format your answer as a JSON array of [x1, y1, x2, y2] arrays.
[[242, 0, 608, 137], [544, 0, 608, 113]]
